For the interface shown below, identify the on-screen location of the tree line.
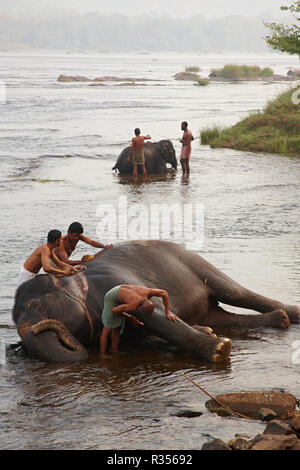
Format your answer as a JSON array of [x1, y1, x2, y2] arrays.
[[0, 12, 273, 51]]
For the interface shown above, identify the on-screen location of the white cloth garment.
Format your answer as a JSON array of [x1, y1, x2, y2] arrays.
[[17, 266, 37, 287]]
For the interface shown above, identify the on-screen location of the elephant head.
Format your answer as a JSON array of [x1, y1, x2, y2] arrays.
[[159, 140, 177, 170], [12, 275, 89, 362]]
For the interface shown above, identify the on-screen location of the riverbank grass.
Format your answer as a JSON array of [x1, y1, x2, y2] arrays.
[[200, 88, 300, 157]]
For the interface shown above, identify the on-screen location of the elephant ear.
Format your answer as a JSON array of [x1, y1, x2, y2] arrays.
[[160, 142, 169, 160]]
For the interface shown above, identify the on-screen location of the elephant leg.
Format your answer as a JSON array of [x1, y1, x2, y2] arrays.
[[183, 249, 300, 323], [19, 319, 88, 363], [135, 307, 231, 363], [203, 305, 290, 330]]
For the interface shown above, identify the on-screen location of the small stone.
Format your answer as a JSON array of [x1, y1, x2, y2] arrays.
[[290, 440, 300, 450], [263, 420, 294, 435], [251, 434, 298, 451], [290, 415, 300, 433], [201, 439, 232, 450], [228, 437, 252, 450], [172, 410, 203, 418], [258, 408, 277, 421]]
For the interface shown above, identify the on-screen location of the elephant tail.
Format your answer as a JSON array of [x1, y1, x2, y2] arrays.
[[19, 319, 88, 363]]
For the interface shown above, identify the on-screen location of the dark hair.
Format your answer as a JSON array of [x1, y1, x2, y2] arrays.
[[182, 121, 188, 127], [68, 222, 84, 234], [134, 128, 141, 136], [47, 229, 61, 244]]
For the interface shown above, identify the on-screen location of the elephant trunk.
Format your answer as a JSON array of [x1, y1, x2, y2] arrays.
[[19, 319, 88, 363]]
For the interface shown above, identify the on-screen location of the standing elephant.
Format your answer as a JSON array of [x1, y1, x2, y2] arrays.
[[113, 140, 177, 174], [12, 241, 299, 364]]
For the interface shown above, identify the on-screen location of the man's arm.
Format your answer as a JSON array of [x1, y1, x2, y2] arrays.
[[112, 302, 139, 316], [79, 234, 113, 250], [148, 289, 179, 322], [51, 250, 77, 273], [41, 246, 73, 276], [53, 246, 83, 266]]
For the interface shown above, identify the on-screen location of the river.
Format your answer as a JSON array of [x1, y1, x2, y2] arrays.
[[0, 51, 299, 450]]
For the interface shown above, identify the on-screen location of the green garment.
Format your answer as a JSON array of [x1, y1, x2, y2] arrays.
[[101, 285, 126, 334]]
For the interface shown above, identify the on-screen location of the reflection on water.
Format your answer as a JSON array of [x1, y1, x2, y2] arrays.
[[0, 51, 299, 449]]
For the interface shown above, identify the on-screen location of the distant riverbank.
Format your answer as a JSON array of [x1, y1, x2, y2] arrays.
[[200, 87, 300, 157]]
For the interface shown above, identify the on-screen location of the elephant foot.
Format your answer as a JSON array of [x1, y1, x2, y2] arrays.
[[284, 305, 300, 324], [262, 309, 290, 329], [212, 337, 232, 363]]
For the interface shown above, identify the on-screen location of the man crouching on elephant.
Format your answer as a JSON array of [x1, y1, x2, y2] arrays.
[[100, 285, 179, 356]]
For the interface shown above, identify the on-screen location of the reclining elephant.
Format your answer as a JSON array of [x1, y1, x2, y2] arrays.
[[12, 241, 299, 364], [113, 140, 177, 174]]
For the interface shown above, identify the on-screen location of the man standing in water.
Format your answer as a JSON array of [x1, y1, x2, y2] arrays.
[[128, 128, 151, 182], [100, 284, 179, 356], [17, 229, 76, 286], [53, 222, 113, 267], [180, 121, 194, 176]]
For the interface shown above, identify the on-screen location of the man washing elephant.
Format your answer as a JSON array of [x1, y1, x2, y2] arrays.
[[100, 284, 179, 356], [17, 229, 77, 287], [128, 128, 151, 182], [53, 221, 113, 268]]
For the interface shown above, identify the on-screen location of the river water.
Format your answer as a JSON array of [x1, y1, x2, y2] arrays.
[[0, 51, 299, 450]]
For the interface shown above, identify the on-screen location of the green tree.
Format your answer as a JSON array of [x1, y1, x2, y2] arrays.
[[265, 1, 300, 56]]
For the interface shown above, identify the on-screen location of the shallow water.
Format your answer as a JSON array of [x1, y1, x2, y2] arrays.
[[0, 51, 299, 450]]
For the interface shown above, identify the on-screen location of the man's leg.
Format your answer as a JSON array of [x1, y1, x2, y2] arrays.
[[185, 159, 190, 176], [133, 164, 138, 182], [180, 159, 185, 174], [100, 326, 111, 354], [111, 328, 121, 352], [141, 164, 147, 182]]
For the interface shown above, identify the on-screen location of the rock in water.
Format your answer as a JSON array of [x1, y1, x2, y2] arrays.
[[205, 392, 297, 419], [258, 408, 277, 422], [201, 439, 232, 450]]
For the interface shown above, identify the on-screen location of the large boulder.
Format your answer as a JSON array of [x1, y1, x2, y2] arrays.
[[205, 392, 297, 419]]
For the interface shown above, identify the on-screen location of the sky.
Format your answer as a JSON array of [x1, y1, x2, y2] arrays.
[[0, 0, 288, 18]]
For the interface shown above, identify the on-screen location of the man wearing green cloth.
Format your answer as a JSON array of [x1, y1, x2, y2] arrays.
[[100, 284, 179, 356]]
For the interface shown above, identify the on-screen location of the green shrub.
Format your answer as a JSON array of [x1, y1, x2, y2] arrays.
[[198, 87, 299, 157], [211, 64, 274, 79], [261, 67, 274, 77], [200, 126, 222, 144], [195, 78, 209, 86], [185, 66, 201, 72]]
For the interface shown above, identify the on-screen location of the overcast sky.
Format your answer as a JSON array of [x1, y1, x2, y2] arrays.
[[0, 0, 288, 18]]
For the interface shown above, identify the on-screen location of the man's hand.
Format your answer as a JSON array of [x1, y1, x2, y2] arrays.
[[81, 255, 93, 263], [166, 312, 180, 322], [67, 266, 78, 274], [103, 244, 113, 250], [74, 264, 87, 271], [128, 157, 132, 163]]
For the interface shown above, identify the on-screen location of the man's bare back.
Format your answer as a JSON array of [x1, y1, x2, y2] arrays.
[[131, 135, 149, 152], [113, 285, 179, 322], [22, 230, 75, 277]]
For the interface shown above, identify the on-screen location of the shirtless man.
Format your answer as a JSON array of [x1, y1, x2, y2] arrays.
[[17, 229, 76, 287], [53, 221, 113, 267], [180, 121, 194, 176], [100, 284, 179, 356], [128, 128, 151, 182]]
